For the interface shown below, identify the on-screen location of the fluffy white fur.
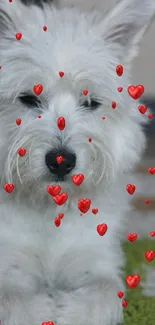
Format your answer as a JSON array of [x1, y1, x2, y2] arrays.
[[0, 0, 154, 324]]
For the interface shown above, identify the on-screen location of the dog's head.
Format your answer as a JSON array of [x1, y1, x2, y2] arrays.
[[0, 0, 154, 203]]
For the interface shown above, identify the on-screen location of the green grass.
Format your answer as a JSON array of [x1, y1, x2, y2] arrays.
[[120, 238, 155, 325]]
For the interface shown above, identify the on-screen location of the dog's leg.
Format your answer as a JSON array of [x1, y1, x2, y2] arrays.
[[0, 293, 56, 325], [55, 275, 124, 325], [0, 245, 56, 325]]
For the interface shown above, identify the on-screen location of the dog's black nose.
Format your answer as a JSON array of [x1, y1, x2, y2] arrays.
[[45, 149, 76, 177]]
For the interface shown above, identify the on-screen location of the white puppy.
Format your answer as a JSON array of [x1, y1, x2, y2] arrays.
[[0, 0, 154, 324]]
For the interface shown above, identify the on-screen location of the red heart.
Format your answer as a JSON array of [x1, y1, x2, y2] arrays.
[[148, 167, 155, 175], [16, 118, 22, 126], [58, 213, 64, 219], [148, 113, 154, 119], [122, 300, 128, 308], [43, 25, 47, 31], [111, 101, 117, 109], [57, 117, 66, 131], [145, 250, 155, 263], [53, 193, 68, 205], [117, 291, 124, 299], [126, 233, 138, 242], [56, 155, 63, 164], [17, 148, 26, 157], [15, 32, 22, 40], [42, 322, 55, 325], [78, 198, 91, 213], [117, 87, 123, 92], [126, 274, 140, 289], [128, 85, 144, 100], [3, 183, 14, 193], [145, 199, 150, 204], [116, 65, 123, 77], [150, 231, 155, 237], [138, 105, 147, 114], [96, 223, 108, 236], [92, 208, 98, 215], [54, 216, 61, 227], [126, 184, 136, 195], [72, 174, 84, 186], [33, 84, 43, 96], [82, 89, 88, 96], [58, 71, 64, 78], [47, 185, 61, 197]]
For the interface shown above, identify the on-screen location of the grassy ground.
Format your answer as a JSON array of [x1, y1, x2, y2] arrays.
[[120, 238, 155, 325]]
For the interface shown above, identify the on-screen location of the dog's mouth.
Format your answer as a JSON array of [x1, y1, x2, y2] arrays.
[[53, 176, 66, 182], [49, 173, 70, 183]]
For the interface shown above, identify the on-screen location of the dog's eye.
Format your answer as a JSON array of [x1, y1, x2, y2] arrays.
[[82, 99, 101, 110], [19, 94, 41, 107]]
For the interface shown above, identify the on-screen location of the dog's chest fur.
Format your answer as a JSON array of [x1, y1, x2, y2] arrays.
[[0, 181, 127, 296]]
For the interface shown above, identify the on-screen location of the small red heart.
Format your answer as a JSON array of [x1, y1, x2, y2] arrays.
[[149, 231, 155, 237], [117, 87, 123, 92], [148, 113, 154, 119], [38, 115, 41, 118], [33, 84, 43, 96], [126, 274, 140, 289], [116, 65, 123, 76], [54, 216, 61, 227], [122, 300, 128, 308], [43, 25, 47, 31], [56, 155, 63, 164], [58, 71, 64, 78], [3, 183, 14, 193], [126, 184, 136, 195], [145, 199, 150, 204], [15, 32, 22, 40], [111, 101, 117, 109], [57, 117, 65, 130], [17, 148, 26, 157], [148, 167, 155, 175], [58, 213, 64, 219], [78, 198, 91, 213], [88, 138, 92, 142], [126, 233, 138, 242], [0, 66, 2, 69], [47, 185, 61, 197], [16, 118, 22, 126], [92, 208, 98, 215], [145, 250, 155, 263], [72, 174, 84, 186], [96, 223, 108, 236], [128, 85, 144, 100], [53, 192, 68, 205], [117, 291, 124, 299], [138, 105, 147, 114], [82, 89, 88, 96]]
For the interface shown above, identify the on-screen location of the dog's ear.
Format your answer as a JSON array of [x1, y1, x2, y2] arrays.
[[94, 0, 155, 64]]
